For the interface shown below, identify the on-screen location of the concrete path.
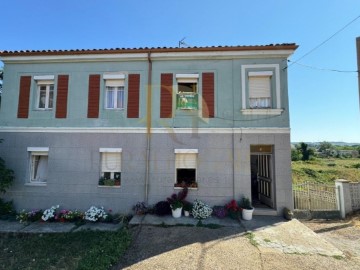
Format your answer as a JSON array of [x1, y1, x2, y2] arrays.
[[116, 215, 358, 270]]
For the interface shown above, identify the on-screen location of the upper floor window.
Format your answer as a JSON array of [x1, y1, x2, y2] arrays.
[[103, 73, 126, 110], [34, 75, 55, 110], [241, 65, 283, 115], [248, 71, 272, 109], [176, 74, 199, 110]]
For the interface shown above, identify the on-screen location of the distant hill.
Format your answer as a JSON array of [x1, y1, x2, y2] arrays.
[[292, 142, 360, 146]]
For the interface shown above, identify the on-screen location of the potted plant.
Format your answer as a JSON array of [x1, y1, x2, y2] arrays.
[[167, 187, 188, 218], [183, 202, 193, 217], [239, 196, 254, 221]]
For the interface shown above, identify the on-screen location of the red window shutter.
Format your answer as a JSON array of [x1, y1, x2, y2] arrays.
[[202, 72, 215, 118], [55, 75, 69, 118], [17, 76, 31, 118], [87, 74, 100, 118], [160, 73, 173, 118], [127, 74, 140, 118]]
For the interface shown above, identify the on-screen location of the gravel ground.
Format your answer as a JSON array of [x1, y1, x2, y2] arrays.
[[302, 211, 360, 265], [113, 217, 360, 270]]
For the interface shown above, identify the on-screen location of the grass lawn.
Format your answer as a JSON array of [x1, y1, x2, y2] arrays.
[[292, 158, 360, 184], [0, 229, 131, 270]]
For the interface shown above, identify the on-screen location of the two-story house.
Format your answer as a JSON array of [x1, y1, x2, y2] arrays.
[[0, 44, 298, 215]]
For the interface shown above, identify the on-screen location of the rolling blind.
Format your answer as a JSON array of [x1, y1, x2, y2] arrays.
[[101, 153, 121, 172], [249, 76, 271, 98], [175, 153, 197, 168]]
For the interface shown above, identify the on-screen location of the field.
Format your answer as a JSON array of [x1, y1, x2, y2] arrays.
[[292, 158, 360, 184]]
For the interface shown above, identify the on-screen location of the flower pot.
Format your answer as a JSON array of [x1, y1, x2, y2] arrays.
[[171, 207, 182, 218], [242, 208, 254, 221], [184, 210, 190, 217]]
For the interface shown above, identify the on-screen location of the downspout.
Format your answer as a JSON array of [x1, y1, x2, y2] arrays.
[[232, 60, 236, 199], [145, 51, 152, 203]]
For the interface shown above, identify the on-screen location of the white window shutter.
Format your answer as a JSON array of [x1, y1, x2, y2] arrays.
[[175, 153, 197, 168], [102, 153, 121, 172], [249, 76, 271, 98]]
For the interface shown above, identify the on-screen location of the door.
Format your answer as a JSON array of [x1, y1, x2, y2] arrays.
[[250, 145, 274, 208]]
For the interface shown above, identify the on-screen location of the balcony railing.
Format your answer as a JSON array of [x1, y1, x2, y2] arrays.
[[176, 93, 198, 110]]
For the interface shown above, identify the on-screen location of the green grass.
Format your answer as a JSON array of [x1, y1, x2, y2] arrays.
[[245, 232, 258, 247], [0, 229, 131, 270], [292, 158, 360, 184]]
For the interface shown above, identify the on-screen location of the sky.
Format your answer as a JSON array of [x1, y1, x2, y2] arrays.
[[1, 0, 359, 143]]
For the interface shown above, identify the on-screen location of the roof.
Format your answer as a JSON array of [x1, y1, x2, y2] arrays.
[[0, 43, 298, 57]]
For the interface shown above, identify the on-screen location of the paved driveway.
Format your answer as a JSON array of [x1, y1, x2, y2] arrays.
[[114, 216, 360, 270]]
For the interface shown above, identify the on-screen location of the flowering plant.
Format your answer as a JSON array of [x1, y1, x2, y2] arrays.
[[225, 199, 241, 219], [212, 206, 227, 219], [42, 205, 59, 221], [84, 206, 108, 222], [133, 202, 149, 215], [191, 199, 213, 220], [16, 209, 42, 223], [167, 187, 188, 210], [59, 209, 84, 222]]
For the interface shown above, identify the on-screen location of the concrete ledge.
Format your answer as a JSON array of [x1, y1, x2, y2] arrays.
[[74, 222, 123, 232], [20, 222, 76, 233], [0, 220, 28, 232], [129, 214, 242, 227]]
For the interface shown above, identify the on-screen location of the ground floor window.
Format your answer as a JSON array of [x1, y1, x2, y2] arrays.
[[99, 148, 122, 187], [27, 147, 49, 184], [175, 149, 198, 188]]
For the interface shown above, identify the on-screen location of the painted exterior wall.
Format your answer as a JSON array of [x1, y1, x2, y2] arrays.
[[0, 46, 296, 215]]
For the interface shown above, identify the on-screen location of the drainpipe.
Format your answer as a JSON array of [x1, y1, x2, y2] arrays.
[[145, 52, 152, 203]]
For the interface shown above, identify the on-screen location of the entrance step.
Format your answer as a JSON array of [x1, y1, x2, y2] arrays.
[[254, 208, 278, 216]]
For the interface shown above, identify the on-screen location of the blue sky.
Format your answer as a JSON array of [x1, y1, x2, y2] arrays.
[[1, 0, 359, 143]]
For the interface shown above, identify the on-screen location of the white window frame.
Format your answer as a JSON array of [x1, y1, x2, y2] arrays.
[[174, 149, 198, 188], [99, 148, 122, 187], [103, 73, 126, 110], [175, 74, 199, 110], [34, 75, 55, 110], [27, 147, 49, 185], [241, 65, 283, 115]]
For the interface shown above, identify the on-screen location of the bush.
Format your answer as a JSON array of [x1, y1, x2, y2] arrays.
[[0, 198, 16, 219], [192, 199, 213, 220], [154, 201, 171, 216]]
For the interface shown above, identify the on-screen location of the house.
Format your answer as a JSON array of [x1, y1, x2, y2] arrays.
[[0, 44, 298, 215]]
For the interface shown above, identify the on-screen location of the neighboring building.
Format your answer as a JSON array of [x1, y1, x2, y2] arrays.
[[0, 44, 298, 215]]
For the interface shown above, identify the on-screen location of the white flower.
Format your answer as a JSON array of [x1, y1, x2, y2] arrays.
[[84, 206, 108, 222], [191, 199, 213, 220], [41, 205, 59, 221]]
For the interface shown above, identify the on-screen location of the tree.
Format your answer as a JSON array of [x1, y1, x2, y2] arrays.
[[0, 139, 14, 194], [318, 141, 333, 152], [296, 142, 313, 161]]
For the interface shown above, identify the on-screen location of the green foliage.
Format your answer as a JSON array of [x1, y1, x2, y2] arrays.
[[318, 141, 334, 152], [0, 139, 15, 194], [292, 158, 360, 184], [0, 157, 14, 194], [0, 198, 16, 219], [0, 229, 131, 270], [291, 148, 301, 161]]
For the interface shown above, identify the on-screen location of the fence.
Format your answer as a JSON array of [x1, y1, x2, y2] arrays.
[[293, 182, 339, 211], [293, 180, 360, 219], [350, 182, 360, 211]]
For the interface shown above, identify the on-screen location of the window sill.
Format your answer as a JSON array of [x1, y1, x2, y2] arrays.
[[241, 109, 283, 115], [97, 185, 121, 188], [34, 109, 53, 111], [25, 182, 47, 187], [174, 187, 198, 190], [104, 108, 125, 111]]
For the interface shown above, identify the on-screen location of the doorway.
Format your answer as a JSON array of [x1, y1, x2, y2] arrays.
[[250, 145, 274, 209]]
